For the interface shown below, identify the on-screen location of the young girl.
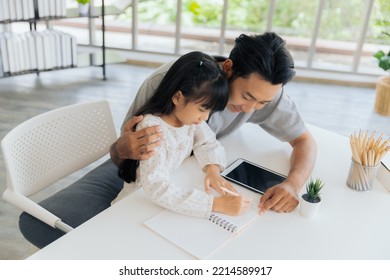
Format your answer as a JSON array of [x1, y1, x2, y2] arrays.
[[112, 51, 251, 218]]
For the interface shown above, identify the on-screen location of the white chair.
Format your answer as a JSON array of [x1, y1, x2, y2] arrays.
[[2, 100, 117, 233]]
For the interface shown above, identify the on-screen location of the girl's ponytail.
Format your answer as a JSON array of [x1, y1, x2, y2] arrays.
[[118, 159, 139, 183]]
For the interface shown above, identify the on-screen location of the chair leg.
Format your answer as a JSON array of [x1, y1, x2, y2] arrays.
[[54, 220, 73, 233]]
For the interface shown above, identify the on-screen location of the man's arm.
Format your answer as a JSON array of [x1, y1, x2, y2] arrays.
[[258, 130, 317, 213], [110, 61, 173, 166], [110, 115, 163, 167]]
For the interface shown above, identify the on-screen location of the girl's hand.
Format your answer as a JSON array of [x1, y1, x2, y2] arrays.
[[212, 195, 252, 216], [204, 164, 237, 195]]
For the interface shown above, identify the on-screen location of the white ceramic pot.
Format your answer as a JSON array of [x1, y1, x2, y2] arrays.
[[78, 3, 90, 16], [299, 195, 321, 218]]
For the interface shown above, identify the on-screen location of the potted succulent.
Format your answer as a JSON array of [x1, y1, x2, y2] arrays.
[[299, 177, 324, 218], [76, 0, 90, 16], [373, 31, 390, 116]]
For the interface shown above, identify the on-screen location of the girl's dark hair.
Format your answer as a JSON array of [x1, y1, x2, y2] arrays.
[[229, 32, 295, 85], [118, 51, 229, 183]]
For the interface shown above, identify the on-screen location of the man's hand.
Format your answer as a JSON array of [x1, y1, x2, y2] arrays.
[[258, 130, 317, 215], [258, 182, 299, 214], [110, 115, 163, 166]]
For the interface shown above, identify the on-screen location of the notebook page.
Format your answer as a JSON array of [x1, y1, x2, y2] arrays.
[[144, 209, 258, 259]]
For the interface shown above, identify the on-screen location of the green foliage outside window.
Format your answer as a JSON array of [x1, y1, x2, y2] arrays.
[[119, 0, 389, 44]]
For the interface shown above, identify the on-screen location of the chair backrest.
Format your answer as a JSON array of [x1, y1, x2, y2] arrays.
[[2, 100, 118, 197]]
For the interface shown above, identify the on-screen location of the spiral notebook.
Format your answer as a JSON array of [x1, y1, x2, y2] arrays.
[[144, 209, 258, 259]]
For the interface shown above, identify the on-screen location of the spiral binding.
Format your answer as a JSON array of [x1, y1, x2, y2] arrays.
[[209, 213, 238, 233]]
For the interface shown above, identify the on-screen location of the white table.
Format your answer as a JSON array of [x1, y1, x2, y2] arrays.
[[28, 124, 390, 259]]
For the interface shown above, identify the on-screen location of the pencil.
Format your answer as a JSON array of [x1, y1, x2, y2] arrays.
[[347, 130, 390, 190], [220, 186, 239, 196]]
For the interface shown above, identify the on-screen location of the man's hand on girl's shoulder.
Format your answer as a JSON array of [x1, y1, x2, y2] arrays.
[[111, 116, 164, 164]]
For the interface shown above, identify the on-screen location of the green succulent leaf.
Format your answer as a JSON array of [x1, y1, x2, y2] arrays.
[[305, 177, 324, 201], [76, 0, 90, 5]]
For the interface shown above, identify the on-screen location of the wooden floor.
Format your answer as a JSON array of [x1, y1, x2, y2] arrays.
[[0, 63, 389, 260]]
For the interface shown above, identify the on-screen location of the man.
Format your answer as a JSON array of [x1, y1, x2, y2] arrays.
[[112, 32, 317, 213], [19, 32, 316, 249]]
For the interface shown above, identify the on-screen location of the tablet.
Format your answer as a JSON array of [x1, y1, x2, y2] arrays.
[[221, 158, 286, 194]]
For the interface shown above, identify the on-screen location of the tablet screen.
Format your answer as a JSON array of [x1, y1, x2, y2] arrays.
[[224, 161, 286, 194]]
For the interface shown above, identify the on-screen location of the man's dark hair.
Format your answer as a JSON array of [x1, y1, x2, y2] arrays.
[[228, 32, 295, 85]]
